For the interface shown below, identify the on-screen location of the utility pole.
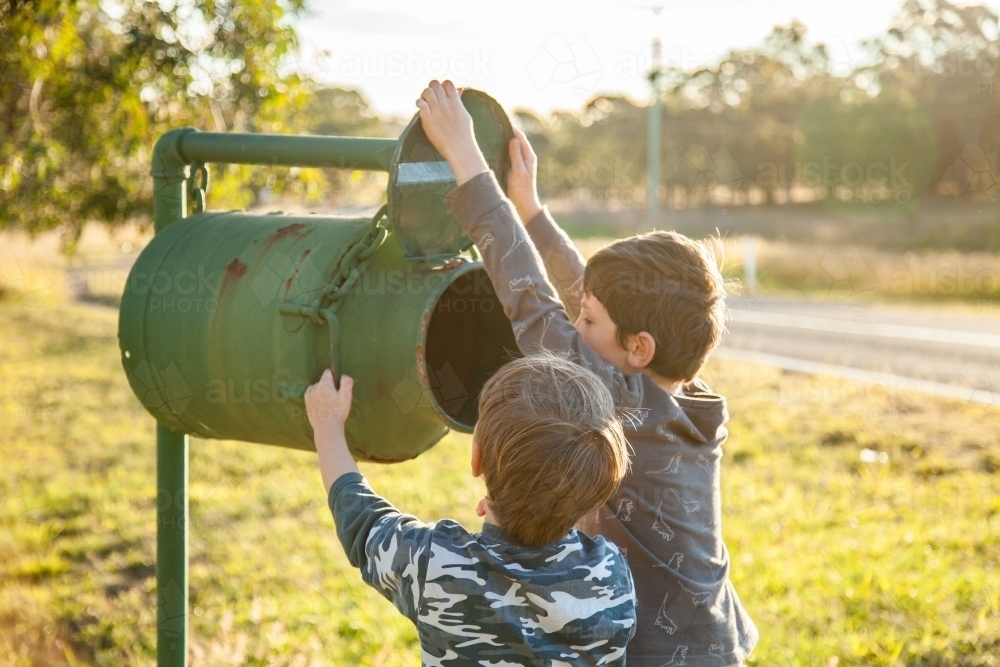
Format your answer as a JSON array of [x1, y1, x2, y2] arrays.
[[647, 37, 663, 217]]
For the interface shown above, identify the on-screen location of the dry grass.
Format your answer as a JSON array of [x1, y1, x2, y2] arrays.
[[572, 234, 1000, 308], [2, 299, 999, 666], [2, 216, 1000, 665]]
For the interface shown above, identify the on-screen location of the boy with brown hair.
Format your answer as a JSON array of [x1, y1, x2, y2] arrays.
[[305, 354, 637, 666], [416, 80, 758, 667]]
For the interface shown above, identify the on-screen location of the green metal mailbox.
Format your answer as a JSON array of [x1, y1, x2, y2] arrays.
[[122, 90, 519, 666], [120, 90, 518, 461]]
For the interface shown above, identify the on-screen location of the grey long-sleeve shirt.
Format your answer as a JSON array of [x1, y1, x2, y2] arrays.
[[444, 173, 758, 667]]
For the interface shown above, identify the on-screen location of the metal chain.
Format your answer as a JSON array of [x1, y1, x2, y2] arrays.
[[275, 208, 387, 401], [187, 163, 209, 214], [311, 204, 388, 320]]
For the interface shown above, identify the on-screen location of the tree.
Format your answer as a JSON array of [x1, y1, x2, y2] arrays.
[[0, 0, 307, 247], [862, 0, 999, 196], [660, 21, 835, 205], [287, 86, 403, 208], [517, 96, 646, 207]]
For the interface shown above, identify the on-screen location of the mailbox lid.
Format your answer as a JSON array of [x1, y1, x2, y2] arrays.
[[387, 89, 513, 263]]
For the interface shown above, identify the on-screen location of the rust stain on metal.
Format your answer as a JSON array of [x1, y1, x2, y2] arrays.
[[415, 309, 433, 387], [419, 308, 432, 340], [220, 258, 247, 294], [281, 250, 316, 298], [274, 222, 306, 239], [226, 258, 247, 276], [415, 343, 428, 384], [263, 222, 311, 250]]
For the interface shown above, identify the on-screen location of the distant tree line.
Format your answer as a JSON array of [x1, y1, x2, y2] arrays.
[[518, 0, 998, 211], [1, 0, 996, 242]]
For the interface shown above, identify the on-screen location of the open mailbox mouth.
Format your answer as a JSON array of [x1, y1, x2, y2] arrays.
[[423, 266, 520, 432]]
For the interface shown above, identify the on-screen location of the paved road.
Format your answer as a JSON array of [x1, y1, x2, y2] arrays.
[[719, 296, 1000, 406]]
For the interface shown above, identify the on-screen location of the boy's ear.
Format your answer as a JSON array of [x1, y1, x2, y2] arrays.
[[471, 439, 483, 477], [626, 331, 657, 370]]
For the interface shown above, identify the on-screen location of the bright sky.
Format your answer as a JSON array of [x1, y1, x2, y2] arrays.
[[294, 0, 1000, 120]]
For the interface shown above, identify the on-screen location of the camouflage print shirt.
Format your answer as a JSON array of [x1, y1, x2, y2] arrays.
[[444, 173, 758, 667], [328, 472, 638, 666]]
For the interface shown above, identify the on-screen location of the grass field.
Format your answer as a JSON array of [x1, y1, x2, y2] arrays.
[[2, 297, 999, 666]]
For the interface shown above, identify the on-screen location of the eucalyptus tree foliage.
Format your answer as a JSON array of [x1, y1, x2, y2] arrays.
[[0, 0, 308, 245]]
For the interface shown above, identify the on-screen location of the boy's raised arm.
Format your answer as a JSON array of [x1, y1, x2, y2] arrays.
[[522, 207, 586, 322], [416, 81, 640, 408], [446, 173, 638, 408], [305, 370, 431, 624], [506, 129, 587, 322]]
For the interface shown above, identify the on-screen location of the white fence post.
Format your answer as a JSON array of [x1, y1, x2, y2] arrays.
[[744, 234, 757, 296]]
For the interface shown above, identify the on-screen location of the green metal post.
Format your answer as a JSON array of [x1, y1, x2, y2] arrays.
[[647, 38, 663, 218], [156, 424, 188, 667], [151, 128, 191, 667]]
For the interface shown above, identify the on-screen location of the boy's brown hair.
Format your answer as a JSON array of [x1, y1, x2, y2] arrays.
[[475, 354, 631, 547], [583, 230, 727, 383]]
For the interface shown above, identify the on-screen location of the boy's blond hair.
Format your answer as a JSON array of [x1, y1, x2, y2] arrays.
[[475, 354, 630, 547], [583, 230, 727, 383]]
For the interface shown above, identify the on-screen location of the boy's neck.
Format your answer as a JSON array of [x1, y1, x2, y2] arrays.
[[481, 504, 501, 531], [611, 358, 682, 395], [642, 368, 682, 396]]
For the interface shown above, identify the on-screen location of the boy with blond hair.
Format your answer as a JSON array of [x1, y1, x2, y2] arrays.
[[305, 354, 637, 666], [416, 80, 758, 667]]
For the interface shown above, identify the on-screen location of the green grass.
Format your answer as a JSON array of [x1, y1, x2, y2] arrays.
[[2, 300, 1000, 666]]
